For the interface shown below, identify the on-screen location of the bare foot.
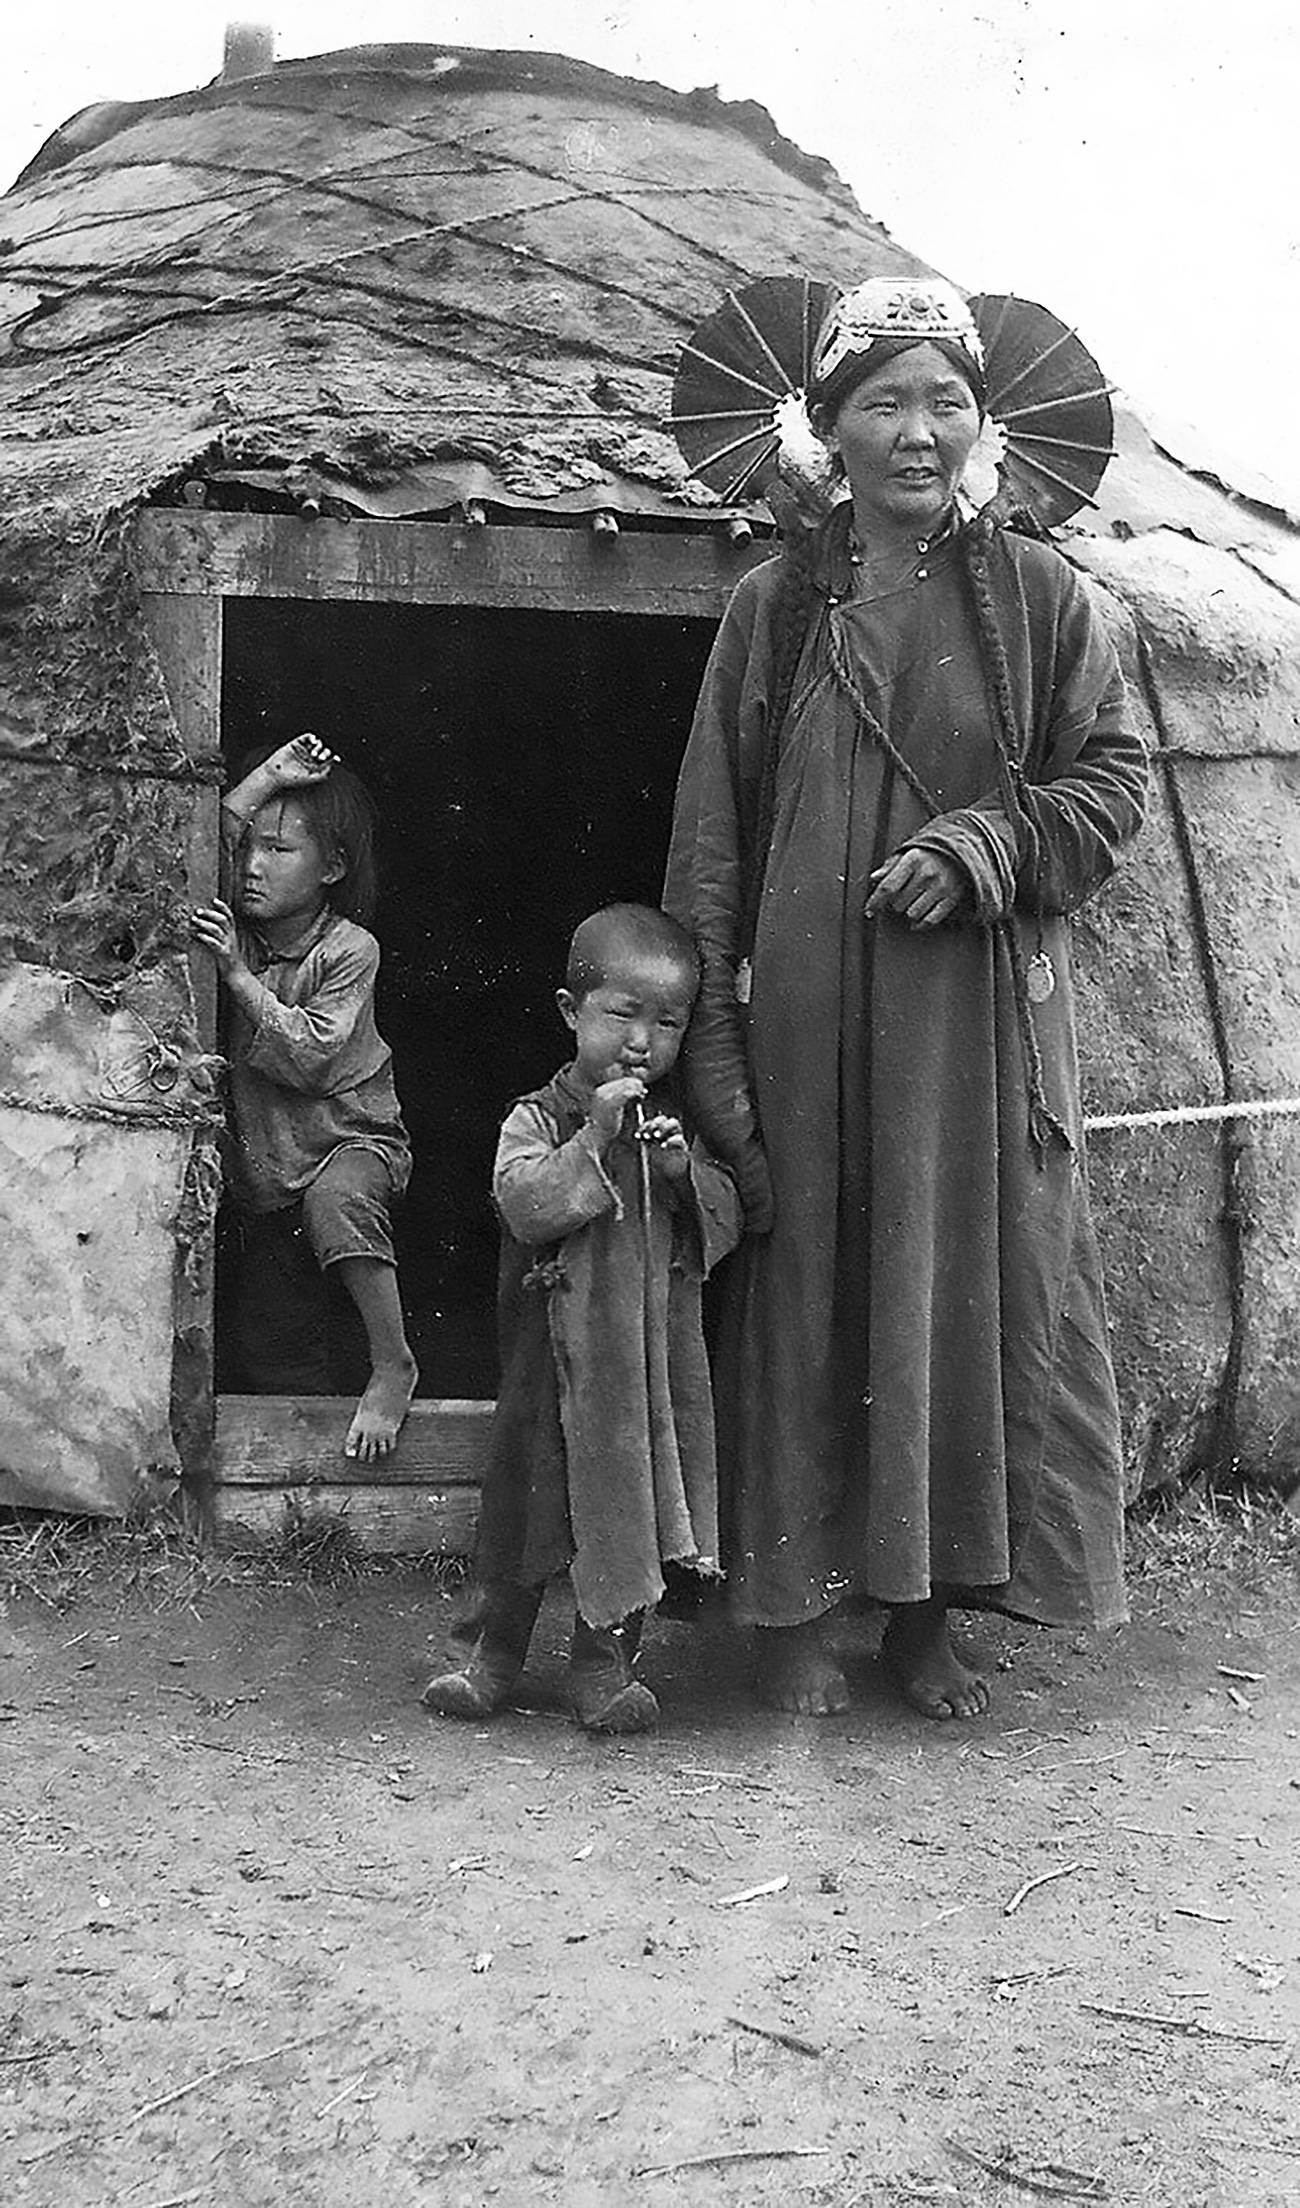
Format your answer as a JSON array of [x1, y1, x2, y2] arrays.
[[754, 1618, 849, 1715], [880, 1600, 990, 1720], [344, 1353, 418, 1461]]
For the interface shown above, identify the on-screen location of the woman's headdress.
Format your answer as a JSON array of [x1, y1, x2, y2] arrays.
[[670, 273, 1114, 530], [810, 278, 985, 406]]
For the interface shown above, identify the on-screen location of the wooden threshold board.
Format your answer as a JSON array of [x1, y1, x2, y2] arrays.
[[212, 1394, 491, 1554]]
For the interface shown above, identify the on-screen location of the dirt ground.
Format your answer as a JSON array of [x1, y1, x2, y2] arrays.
[[3, 1508, 1299, 2208]]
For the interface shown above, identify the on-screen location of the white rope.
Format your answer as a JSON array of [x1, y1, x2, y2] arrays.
[[1084, 1095, 1300, 1134]]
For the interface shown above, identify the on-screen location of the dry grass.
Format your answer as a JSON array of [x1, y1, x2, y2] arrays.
[[229, 1495, 468, 1592], [3, 1487, 1292, 1616], [0, 1506, 240, 1614], [251, 1494, 381, 1585], [1128, 1481, 1300, 1600], [0, 1501, 466, 1610]]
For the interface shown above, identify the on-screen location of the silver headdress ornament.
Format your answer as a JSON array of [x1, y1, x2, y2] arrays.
[[811, 278, 985, 392]]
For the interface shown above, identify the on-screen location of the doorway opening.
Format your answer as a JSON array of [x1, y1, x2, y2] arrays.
[[218, 594, 718, 1399]]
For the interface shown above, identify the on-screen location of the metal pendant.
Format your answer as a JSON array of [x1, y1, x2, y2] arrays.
[[1026, 950, 1055, 1004], [735, 957, 753, 1006]]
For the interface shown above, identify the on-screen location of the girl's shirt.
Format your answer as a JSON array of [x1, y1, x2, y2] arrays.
[[224, 907, 411, 1211]]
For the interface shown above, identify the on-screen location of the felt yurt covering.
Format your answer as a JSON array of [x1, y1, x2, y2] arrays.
[[1, 42, 1298, 1520]]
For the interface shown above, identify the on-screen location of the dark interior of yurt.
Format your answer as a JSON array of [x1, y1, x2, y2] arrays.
[[2, 35, 1300, 1548], [219, 595, 719, 1399]]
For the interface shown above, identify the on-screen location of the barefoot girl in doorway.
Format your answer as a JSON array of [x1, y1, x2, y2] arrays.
[[191, 734, 418, 1460]]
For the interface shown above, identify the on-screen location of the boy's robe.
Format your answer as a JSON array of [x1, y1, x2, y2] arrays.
[[475, 1067, 741, 1628]]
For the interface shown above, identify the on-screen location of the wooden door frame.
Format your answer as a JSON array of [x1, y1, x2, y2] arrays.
[[132, 507, 768, 1549]]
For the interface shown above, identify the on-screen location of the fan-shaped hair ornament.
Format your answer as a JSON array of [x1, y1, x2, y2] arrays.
[[670, 277, 1115, 530], [969, 293, 1115, 527], [670, 274, 842, 517]]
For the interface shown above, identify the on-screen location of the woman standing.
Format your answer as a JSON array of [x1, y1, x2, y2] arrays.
[[665, 278, 1147, 1718]]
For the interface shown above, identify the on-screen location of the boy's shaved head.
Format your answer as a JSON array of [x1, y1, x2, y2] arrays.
[[565, 904, 700, 1003]]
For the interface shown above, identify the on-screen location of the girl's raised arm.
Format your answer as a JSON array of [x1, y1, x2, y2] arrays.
[[223, 732, 339, 831]]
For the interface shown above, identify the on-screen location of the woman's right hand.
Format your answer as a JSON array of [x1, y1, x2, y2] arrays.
[[865, 847, 967, 928]]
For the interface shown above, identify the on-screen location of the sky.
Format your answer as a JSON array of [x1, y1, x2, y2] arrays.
[[5, 0, 1299, 508]]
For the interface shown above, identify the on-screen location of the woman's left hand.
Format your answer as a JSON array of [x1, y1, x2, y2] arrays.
[[864, 848, 967, 929]]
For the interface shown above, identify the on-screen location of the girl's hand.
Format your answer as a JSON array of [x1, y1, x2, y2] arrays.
[[189, 897, 243, 974], [259, 733, 340, 790], [586, 1074, 646, 1142], [864, 848, 967, 929], [637, 1112, 690, 1180]]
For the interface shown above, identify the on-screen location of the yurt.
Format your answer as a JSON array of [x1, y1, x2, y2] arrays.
[[2, 39, 1298, 1544]]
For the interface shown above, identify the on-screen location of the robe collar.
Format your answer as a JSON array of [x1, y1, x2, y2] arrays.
[[813, 497, 964, 604], [245, 904, 336, 970]]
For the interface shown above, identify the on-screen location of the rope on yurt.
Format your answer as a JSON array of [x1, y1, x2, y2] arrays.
[[1130, 620, 1248, 1479], [0, 748, 224, 784], [1086, 1096, 1300, 1132], [0, 1088, 221, 1130]]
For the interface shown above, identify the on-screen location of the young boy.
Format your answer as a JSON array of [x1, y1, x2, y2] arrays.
[[190, 734, 418, 1461], [422, 903, 741, 1734]]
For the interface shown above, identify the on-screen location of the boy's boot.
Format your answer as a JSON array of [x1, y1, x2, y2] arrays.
[[567, 1611, 658, 1735], [421, 1580, 544, 1719]]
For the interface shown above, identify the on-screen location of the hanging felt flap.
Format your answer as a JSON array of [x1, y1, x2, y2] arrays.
[[0, 963, 216, 1515]]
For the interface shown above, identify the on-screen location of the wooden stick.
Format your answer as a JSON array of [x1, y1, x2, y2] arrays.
[[727, 2013, 823, 2058], [946, 2137, 1105, 2198], [633, 2144, 828, 2178], [1082, 2002, 1284, 2047], [677, 1766, 774, 1788], [125, 2034, 322, 2127], [632, 1098, 656, 1433], [314, 2067, 370, 2118], [716, 1874, 789, 1906], [1211, 2131, 1300, 2160], [1003, 1860, 1084, 1916]]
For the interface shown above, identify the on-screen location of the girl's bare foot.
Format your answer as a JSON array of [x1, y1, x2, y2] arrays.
[[880, 1599, 990, 1720], [754, 1617, 849, 1715], [344, 1352, 418, 1461]]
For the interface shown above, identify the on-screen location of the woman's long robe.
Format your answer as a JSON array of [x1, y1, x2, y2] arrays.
[[664, 515, 1148, 1630]]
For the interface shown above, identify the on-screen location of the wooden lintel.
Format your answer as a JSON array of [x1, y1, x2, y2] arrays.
[[129, 510, 770, 615]]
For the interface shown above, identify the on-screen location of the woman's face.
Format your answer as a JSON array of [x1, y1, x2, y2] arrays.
[[825, 342, 981, 535]]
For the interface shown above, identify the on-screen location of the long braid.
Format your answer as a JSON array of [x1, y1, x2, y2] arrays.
[[738, 523, 821, 961], [960, 519, 1035, 846], [960, 520, 1071, 1161]]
